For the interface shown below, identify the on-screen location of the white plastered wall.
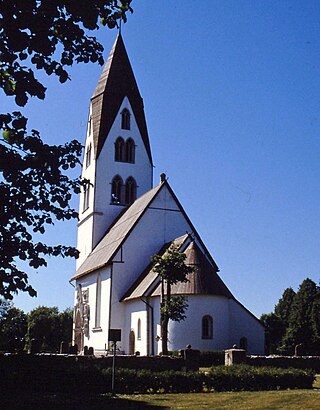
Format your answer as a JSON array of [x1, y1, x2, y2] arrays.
[[228, 299, 265, 354], [167, 295, 231, 352], [77, 105, 97, 267], [108, 185, 203, 348], [93, 97, 153, 249], [74, 265, 112, 352]]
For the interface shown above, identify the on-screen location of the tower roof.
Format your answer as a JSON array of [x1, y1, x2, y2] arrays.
[[91, 34, 152, 163]]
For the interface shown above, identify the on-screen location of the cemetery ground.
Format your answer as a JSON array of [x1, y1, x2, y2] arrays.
[[2, 375, 319, 410]]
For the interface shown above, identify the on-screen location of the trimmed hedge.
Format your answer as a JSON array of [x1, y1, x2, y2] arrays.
[[200, 350, 225, 367], [102, 365, 315, 393], [206, 365, 315, 392], [0, 355, 315, 395]]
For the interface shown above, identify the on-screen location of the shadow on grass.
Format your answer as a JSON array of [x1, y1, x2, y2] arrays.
[[2, 392, 168, 410]]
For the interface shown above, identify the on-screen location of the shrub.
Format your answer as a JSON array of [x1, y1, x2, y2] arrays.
[[200, 350, 225, 367], [101, 365, 314, 393], [206, 365, 315, 391]]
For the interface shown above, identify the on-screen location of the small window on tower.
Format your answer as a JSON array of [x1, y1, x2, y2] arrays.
[[115, 137, 125, 162], [111, 175, 123, 204], [126, 138, 135, 163], [85, 143, 92, 168], [125, 177, 137, 205], [83, 182, 90, 212], [121, 108, 130, 130]]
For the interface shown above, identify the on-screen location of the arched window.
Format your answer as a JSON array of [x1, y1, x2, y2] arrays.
[[121, 108, 130, 130], [111, 175, 123, 204], [125, 177, 137, 205], [137, 319, 141, 340], [126, 138, 135, 163], [202, 315, 213, 339], [83, 182, 90, 211], [85, 143, 92, 168], [115, 137, 125, 162]]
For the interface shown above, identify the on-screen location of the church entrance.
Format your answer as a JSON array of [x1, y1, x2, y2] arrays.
[[74, 309, 83, 353], [129, 330, 135, 355]]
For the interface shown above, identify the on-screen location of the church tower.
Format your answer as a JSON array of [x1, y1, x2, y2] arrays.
[[77, 35, 153, 267]]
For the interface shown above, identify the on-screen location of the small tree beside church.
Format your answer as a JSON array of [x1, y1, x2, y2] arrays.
[[151, 244, 194, 355]]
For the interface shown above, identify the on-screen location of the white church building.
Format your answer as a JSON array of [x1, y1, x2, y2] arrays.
[[71, 35, 265, 356]]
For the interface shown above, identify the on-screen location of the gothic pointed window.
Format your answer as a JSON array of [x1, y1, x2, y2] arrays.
[[202, 315, 213, 339], [115, 137, 125, 162], [126, 138, 135, 163], [111, 175, 123, 204], [121, 108, 131, 130], [125, 177, 136, 205]]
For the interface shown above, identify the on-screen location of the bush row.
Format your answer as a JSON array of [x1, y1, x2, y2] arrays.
[[102, 365, 315, 394], [0, 355, 315, 395], [248, 355, 320, 372]]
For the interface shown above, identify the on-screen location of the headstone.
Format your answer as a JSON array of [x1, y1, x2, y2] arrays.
[[225, 349, 246, 366], [181, 346, 200, 371], [69, 344, 78, 355], [60, 341, 68, 354], [29, 338, 40, 354]]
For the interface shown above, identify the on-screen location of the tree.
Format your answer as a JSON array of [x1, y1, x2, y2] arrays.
[[26, 305, 73, 352], [0, 1, 133, 299], [260, 312, 285, 355], [0, 299, 27, 352], [151, 244, 194, 355], [274, 287, 296, 326], [282, 278, 319, 355], [262, 278, 320, 355]]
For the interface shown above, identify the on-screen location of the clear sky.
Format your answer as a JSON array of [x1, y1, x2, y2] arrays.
[[4, 1, 320, 317]]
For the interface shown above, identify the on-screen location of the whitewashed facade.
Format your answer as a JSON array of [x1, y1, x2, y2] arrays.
[[71, 35, 265, 356]]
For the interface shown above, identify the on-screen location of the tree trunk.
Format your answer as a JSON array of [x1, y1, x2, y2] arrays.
[[160, 278, 170, 355]]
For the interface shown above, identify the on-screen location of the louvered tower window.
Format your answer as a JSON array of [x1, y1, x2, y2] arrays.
[[125, 177, 137, 205], [126, 138, 135, 163], [111, 175, 123, 204], [121, 108, 131, 130], [115, 137, 125, 162]]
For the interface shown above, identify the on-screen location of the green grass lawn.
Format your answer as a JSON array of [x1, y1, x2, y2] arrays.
[[4, 376, 320, 410]]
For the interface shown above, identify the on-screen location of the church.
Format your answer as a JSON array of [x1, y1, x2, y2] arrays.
[[70, 34, 265, 356]]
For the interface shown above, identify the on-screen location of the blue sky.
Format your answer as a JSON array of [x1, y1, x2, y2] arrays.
[[5, 1, 320, 317]]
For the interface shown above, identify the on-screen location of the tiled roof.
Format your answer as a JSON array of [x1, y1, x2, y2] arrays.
[[120, 234, 190, 301], [122, 238, 234, 301], [91, 34, 152, 164], [71, 184, 163, 280]]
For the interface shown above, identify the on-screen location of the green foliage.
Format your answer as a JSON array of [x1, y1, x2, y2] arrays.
[[262, 278, 320, 355], [151, 243, 194, 355], [206, 365, 315, 392], [261, 312, 286, 354], [282, 278, 320, 355], [101, 365, 314, 393], [0, 0, 133, 106], [199, 350, 225, 367], [0, 299, 27, 352], [26, 305, 73, 352], [0, 1, 132, 299]]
